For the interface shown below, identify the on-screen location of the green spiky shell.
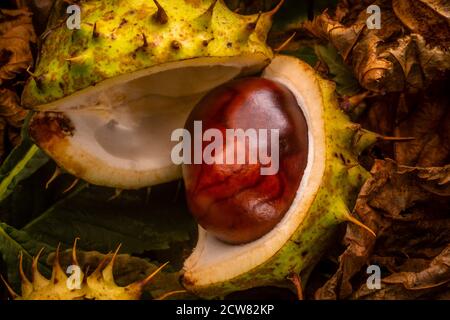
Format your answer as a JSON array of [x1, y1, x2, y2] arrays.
[[182, 57, 378, 298], [22, 0, 274, 107], [2, 244, 170, 300]]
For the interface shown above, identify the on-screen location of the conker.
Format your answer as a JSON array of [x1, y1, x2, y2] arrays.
[[183, 78, 308, 244]]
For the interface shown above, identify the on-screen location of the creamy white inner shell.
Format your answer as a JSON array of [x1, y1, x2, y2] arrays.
[[182, 56, 327, 287], [40, 56, 268, 177], [64, 66, 240, 170]]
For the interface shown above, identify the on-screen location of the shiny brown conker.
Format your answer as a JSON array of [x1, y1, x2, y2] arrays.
[[182, 78, 308, 244]]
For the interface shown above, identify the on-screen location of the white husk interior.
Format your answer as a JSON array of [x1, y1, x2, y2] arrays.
[[38, 56, 268, 188], [67, 65, 240, 171], [182, 56, 327, 286]]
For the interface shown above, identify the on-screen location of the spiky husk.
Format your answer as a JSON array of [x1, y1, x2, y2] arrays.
[[182, 58, 379, 298], [22, 0, 276, 107], [1, 241, 172, 300]]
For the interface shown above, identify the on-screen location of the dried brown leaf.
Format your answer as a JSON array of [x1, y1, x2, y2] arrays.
[[304, 11, 365, 61], [0, 8, 36, 85], [361, 93, 398, 136], [304, 0, 450, 93], [315, 160, 390, 300], [352, 246, 450, 299], [0, 88, 27, 128], [334, 0, 376, 24], [416, 165, 450, 185], [352, 281, 449, 300], [392, 0, 450, 49], [315, 159, 450, 300], [394, 93, 450, 166], [382, 245, 450, 290]]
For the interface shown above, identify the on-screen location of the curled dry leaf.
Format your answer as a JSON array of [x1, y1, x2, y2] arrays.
[[352, 245, 450, 299], [314, 160, 385, 300], [382, 245, 450, 290], [392, 0, 450, 49], [315, 159, 450, 300], [0, 88, 27, 128], [358, 87, 449, 167], [360, 93, 399, 137], [334, 0, 375, 22], [0, 6, 35, 161], [0, 7, 36, 85], [415, 165, 450, 185], [304, 0, 450, 93], [0, 88, 27, 161], [394, 92, 450, 166]]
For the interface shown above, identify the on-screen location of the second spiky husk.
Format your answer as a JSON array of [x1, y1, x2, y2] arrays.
[[1, 240, 180, 300]]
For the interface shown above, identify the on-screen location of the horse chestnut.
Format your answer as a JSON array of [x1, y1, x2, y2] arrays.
[[183, 78, 308, 244]]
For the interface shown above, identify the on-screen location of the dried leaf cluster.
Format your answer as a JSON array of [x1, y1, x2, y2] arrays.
[[305, 0, 450, 93], [297, 0, 450, 300], [0, 7, 36, 160], [316, 160, 449, 299]]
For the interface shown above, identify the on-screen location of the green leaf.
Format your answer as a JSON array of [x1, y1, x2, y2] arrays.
[[0, 113, 49, 203], [0, 143, 49, 203], [314, 44, 361, 96], [0, 163, 53, 227], [0, 222, 53, 292], [23, 182, 196, 256]]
